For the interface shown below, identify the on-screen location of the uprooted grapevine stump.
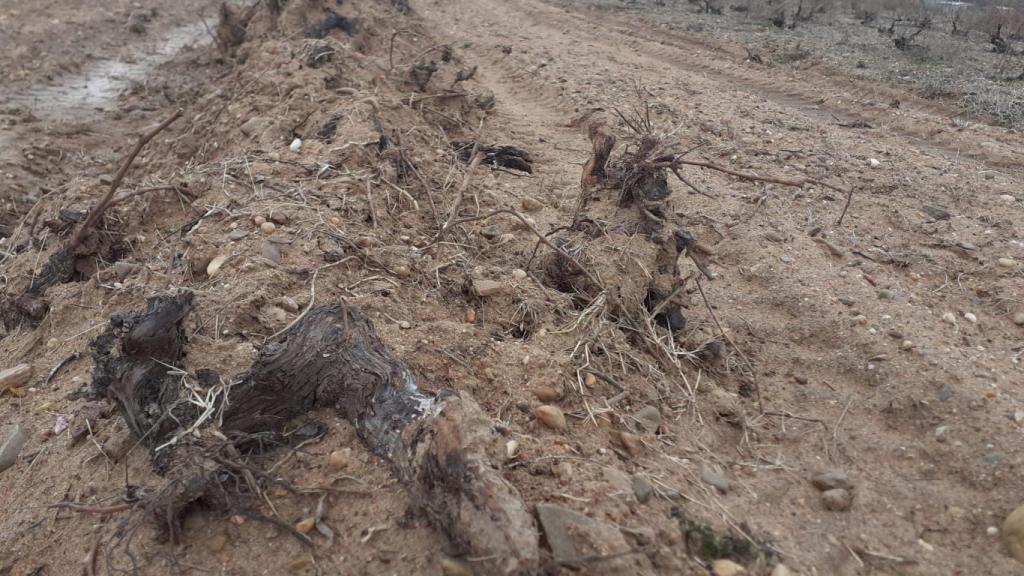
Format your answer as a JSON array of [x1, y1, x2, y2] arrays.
[[92, 292, 538, 574]]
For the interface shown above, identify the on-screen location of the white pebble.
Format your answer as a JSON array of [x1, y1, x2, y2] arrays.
[[941, 312, 956, 325], [511, 269, 527, 280], [997, 257, 1015, 268], [289, 138, 302, 152], [964, 312, 977, 323], [999, 194, 1016, 203], [987, 526, 1000, 536], [867, 158, 881, 168], [206, 254, 228, 277]]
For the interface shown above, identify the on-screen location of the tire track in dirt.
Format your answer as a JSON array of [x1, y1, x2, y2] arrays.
[[536, 2, 1024, 173], [514, 0, 1023, 174]]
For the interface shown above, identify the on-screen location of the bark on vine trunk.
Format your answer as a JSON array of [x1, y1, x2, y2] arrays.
[[92, 294, 538, 575]]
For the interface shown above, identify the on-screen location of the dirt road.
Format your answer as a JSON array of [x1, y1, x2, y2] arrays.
[[1, 0, 1022, 574], [416, 0, 1024, 572]]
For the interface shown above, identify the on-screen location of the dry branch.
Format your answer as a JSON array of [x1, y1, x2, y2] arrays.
[[71, 110, 183, 248]]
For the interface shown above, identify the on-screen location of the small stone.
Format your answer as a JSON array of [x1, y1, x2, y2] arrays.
[[398, 320, 412, 330], [900, 340, 914, 350], [633, 476, 653, 504], [295, 517, 316, 534], [941, 311, 956, 325], [534, 386, 563, 402], [439, 558, 473, 576], [999, 194, 1016, 203], [254, 215, 266, 226], [937, 382, 954, 401], [0, 364, 32, 392], [521, 196, 543, 212], [279, 297, 300, 313], [617, 431, 643, 456], [867, 158, 881, 168], [536, 504, 631, 565], [260, 222, 277, 235], [771, 564, 793, 576], [712, 559, 747, 575], [113, 261, 139, 279], [1014, 312, 1024, 326], [228, 229, 249, 241], [964, 312, 977, 323], [326, 448, 352, 471], [207, 533, 228, 552], [633, 405, 661, 433], [701, 463, 730, 493], [603, 467, 633, 492], [0, 424, 29, 473], [553, 461, 573, 480], [584, 373, 597, 388], [270, 211, 289, 225], [921, 205, 951, 221], [934, 425, 949, 443], [46, 338, 59, 349], [822, 488, 853, 511], [207, 254, 228, 277], [480, 224, 502, 240], [779, 254, 794, 264], [812, 470, 852, 491], [988, 526, 1000, 536], [877, 289, 895, 300], [464, 309, 477, 323], [957, 240, 977, 251], [984, 450, 1007, 466], [289, 138, 303, 152], [1004, 504, 1024, 563], [472, 279, 507, 297], [511, 268, 527, 280], [998, 257, 1016, 268], [261, 241, 282, 263], [535, 405, 567, 430], [505, 439, 519, 459]]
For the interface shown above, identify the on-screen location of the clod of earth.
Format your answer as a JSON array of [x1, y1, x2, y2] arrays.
[[89, 292, 538, 574]]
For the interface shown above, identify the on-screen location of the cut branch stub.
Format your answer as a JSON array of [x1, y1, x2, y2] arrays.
[[582, 122, 616, 189], [94, 297, 538, 574], [224, 304, 538, 573], [90, 292, 194, 452]]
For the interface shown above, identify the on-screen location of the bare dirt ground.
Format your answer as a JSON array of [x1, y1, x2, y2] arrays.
[[1, 0, 1023, 575]]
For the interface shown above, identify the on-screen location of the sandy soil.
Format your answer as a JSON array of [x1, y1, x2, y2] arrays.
[[1, 0, 1023, 575]]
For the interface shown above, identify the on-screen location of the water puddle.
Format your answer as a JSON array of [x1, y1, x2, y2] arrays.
[[5, 22, 207, 120]]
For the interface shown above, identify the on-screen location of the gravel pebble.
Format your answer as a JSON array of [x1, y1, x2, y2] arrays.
[[811, 470, 852, 491], [822, 488, 853, 511], [535, 405, 566, 430]]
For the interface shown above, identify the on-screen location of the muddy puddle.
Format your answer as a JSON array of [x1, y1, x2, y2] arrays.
[[5, 22, 207, 120]]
